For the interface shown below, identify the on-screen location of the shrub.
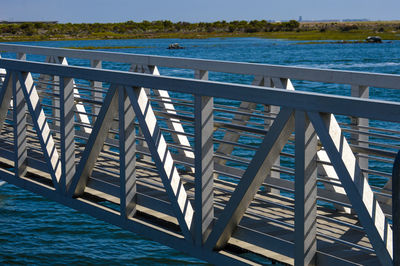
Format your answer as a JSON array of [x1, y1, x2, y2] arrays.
[[339, 25, 358, 32]]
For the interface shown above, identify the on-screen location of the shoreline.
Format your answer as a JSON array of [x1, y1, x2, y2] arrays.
[[0, 20, 399, 42]]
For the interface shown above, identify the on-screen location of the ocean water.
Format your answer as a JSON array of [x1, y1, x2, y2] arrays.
[[0, 38, 400, 265]]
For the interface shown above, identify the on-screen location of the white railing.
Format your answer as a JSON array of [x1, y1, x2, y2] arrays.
[[0, 45, 399, 265]]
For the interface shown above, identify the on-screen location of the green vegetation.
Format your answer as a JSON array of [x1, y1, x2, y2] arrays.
[[0, 20, 399, 42]]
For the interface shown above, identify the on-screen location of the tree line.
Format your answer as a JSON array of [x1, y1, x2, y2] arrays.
[[0, 20, 301, 37]]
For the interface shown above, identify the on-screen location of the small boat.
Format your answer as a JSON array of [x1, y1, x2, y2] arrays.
[[0, 180, 5, 186], [366, 36, 382, 43], [168, 43, 184, 49]]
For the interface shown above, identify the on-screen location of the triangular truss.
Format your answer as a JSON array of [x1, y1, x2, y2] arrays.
[[0, 58, 393, 265], [67, 83, 194, 240], [0, 71, 62, 189]]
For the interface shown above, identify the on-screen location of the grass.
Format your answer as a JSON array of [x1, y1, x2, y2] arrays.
[[1, 30, 399, 42]]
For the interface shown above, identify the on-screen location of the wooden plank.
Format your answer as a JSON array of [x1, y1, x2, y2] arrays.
[[294, 111, 317, 266], [205, 108, 294, 250], [194, 93, 214, 245], [308, 112, 392, 266]]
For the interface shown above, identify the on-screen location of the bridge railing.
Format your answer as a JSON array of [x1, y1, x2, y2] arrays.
[[0, 44, 397, 205], [0, 46, 399, 265]]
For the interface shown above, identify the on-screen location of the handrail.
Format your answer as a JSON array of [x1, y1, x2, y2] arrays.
[[1, 58, 400, 122], [0, 43, 400, 89]]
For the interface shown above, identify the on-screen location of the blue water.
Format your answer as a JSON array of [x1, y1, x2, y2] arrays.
[[1, 38, 400, 264]]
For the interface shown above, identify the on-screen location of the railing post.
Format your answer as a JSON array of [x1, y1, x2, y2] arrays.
[[60, 77, 76, 194], [91, 59, 102, 118], [295, 111, 317, 266], [119, 87, 137, 218], [350, 85, 369, 174], [393, 150, 400, 266], [16, 53, 26, 61], [194, 76, 214, 245], [13, 71, 27, 177], [264, 78, 295, 194], [129, 64, 148, 161]]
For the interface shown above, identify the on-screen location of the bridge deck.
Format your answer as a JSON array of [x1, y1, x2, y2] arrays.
[[0, 124, 378, 265]]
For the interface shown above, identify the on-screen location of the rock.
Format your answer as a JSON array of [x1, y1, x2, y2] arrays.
[[168, 43, 184, 49]]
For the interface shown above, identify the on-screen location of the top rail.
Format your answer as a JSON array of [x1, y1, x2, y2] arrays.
[[1, 58, 400, 123], [1, 43, 400, 89]]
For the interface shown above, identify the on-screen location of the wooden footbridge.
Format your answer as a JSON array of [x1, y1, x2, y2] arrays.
[[0, 44, 399, 265]]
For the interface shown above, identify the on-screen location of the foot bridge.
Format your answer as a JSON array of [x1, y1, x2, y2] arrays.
[[0, 44, 400, 265]]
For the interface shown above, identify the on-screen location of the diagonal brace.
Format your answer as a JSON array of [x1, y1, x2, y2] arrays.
[[308, 112, 392, 266], [126, 86, 194, 241], [18, 72, 62, 190], [68, 85, 119, 196], [0, 72, 13, 131], [205, 107, 295, 250]]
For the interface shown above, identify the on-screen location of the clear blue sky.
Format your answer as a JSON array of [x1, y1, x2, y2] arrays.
[[1, 0, 399, 23]]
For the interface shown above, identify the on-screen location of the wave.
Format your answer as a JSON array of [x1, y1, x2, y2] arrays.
[[295, 62, 400, 69]]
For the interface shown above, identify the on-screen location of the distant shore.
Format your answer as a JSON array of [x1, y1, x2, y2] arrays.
[[0, 20, 399, 42]]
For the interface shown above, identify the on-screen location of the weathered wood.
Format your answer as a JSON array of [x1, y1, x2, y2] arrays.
[[295, 111, 317, 266]]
